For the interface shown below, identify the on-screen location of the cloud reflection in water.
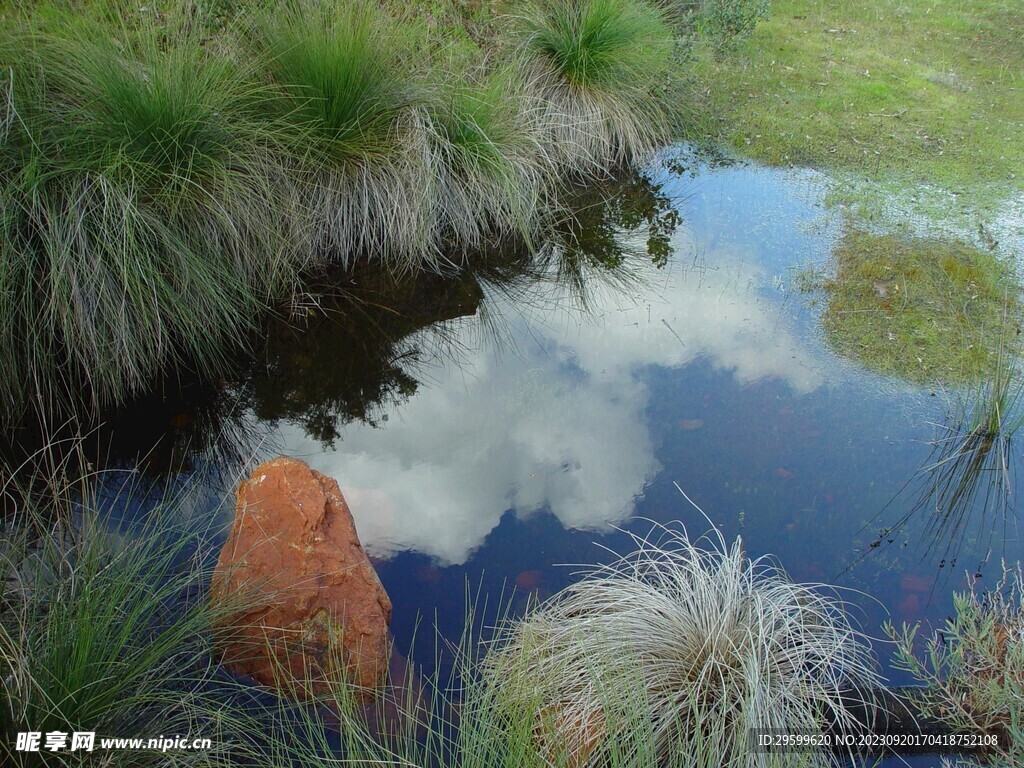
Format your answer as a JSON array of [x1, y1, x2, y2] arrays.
[[276, 226, 827, 564]]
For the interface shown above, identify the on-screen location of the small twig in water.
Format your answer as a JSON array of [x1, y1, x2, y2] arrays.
[[662, 319, 685, 347]]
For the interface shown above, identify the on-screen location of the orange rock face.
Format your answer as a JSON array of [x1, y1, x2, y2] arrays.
[[211, 457, 392, 699]]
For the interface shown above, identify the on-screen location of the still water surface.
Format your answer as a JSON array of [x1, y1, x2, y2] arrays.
[[100, 148, 1021, 763], [226, 150, 1019, 703]]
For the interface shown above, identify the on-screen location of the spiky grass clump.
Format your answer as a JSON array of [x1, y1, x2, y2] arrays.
[[483, 520, 881, 767], [0, 461, 254, 767], [43, 23, 295, 284], [0, 0, 686, 421], [513, 0, 675, 170], [427, 69, 543, 252], [0, 18, 293, 418], [253, 0, 435, 270], [871, 309, 1024, 565]]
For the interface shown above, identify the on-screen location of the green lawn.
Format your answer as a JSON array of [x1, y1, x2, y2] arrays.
[[688, 0, 1023, 224]]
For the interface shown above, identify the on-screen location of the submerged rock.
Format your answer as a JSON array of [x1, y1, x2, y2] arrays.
[[211, 457, 392, 699]]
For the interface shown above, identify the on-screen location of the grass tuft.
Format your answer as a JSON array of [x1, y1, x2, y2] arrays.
[[252, 0, 436, 270], [873, 318, 1024, 567], [427, 68, 543, 252], [0, 0, 689, 422], [482, 511, 881, 766], [0, 454, 256, 767], [0, 15, 295, 418], [513, 0, 675, 170]]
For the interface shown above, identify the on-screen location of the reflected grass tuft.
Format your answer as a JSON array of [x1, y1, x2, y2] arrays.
[[872, 320, 1024, 568]]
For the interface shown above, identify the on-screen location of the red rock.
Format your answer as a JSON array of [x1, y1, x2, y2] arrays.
[[899, 593, 921, 617], [415, 564, 443, 584], [515, 569, 544, 590], [901, 574, 931, 593], [678, 418, 704, 431], [211, 457, 392, 699], [775, 467, 795, 480]]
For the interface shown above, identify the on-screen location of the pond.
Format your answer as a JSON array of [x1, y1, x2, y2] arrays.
[[81, 146, 1023, 764]]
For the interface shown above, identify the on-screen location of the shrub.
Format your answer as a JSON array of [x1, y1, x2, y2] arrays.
[[483, 516, 881, 767], [690, 0, 769, 47], [888, 564, 1024, 763]]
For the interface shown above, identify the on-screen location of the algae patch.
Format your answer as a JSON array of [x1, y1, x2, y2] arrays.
[[814, 231, 1020, 384]]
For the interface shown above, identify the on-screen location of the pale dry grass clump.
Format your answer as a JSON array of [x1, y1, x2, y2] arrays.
[[484, 511, 881, 767]]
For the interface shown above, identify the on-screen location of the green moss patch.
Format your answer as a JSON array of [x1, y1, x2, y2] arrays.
[[817, 231, 1020, 384]]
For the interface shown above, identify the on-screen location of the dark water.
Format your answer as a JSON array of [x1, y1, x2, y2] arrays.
[[59, 147, 1022, 761]]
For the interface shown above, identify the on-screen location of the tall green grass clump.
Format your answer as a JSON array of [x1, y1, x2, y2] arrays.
[[427, 69, 543, 253], [251, 0, 436, 271], [0, 461, 255, 767], [483, 514, 881, 767], [513, 0, 675, 171], [0, 14, 294, 420]]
